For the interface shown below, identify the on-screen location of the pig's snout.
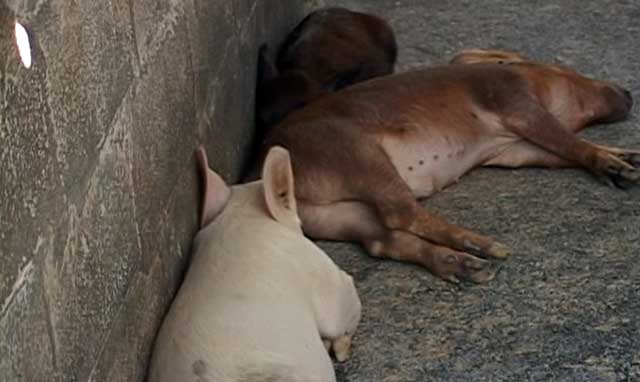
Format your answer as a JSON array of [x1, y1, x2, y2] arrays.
[[621, 87, 634, 109], [599, 84, 634, 123]]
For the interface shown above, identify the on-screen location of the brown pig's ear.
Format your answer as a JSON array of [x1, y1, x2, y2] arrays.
[[195, 147, 231, 228], [450, 49, 528, 65], [257, 44, 278, 86], [261, 146, 301, 231]]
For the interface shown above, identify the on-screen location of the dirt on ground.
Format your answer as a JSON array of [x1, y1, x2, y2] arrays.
[[319, 1, 640, 381]]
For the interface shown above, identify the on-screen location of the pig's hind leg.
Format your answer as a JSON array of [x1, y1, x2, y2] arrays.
[[484, 141, 576, 168], [497, 93, 640, 188], [299, 201, 496, 283], [484, 141, 640, 188], [287, 124, 508, 279]]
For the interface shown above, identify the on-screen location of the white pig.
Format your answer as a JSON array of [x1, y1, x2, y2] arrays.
[[147, 146, 361, 382]]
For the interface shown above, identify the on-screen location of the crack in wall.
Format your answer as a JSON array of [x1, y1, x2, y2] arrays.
[[85, 253, 166, 382], [40, 266, 58, 371], [137, 0, 184, 75], [127, 0, 142, 79], [9, 0, 49, 19], [0, 260, 35, 321]]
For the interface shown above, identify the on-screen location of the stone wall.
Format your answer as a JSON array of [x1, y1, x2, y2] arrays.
[[0, 0, 318, 380]]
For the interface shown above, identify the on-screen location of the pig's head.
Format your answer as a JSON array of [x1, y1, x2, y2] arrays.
[[256, 44, 323, 129], [196, 145, 301, 232], [257, 70, 323, 129]]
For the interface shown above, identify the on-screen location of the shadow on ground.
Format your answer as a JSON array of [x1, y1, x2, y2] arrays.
[[321, 1, 640, 381]]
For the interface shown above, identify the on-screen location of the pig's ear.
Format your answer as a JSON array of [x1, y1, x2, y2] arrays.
[[262, 146, 301, 231], [257, 44, 278, 86], [196, 147, 231, 228]]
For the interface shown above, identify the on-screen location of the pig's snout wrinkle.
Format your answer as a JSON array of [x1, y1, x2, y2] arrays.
[[622, 88, 633, 108]]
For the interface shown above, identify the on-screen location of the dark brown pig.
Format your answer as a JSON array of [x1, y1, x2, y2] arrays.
[[256, 7, 397, 129]]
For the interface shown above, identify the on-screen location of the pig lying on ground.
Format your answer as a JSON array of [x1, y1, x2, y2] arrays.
[[256, 7, 397, 130], [253, 49, 638, 284], [147, 146, 361, 382]]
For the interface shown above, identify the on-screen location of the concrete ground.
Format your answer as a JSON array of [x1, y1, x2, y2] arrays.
[[320, 1, 640, 381]]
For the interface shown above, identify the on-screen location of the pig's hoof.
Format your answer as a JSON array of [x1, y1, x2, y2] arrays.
[[468, 269, 496, 284], [598, 150, 640, 189], [487, 242, 512, 259], [436, 252, 496, 284], [619, 151, 640, 167], [331, 336, 352, 362]]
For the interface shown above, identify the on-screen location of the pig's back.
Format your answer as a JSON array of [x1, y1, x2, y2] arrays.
[[148, 216, 337, 382], [148, 297, 334, 382]]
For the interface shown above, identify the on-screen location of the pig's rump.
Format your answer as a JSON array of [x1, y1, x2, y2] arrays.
[[148, 207, 337, 382]]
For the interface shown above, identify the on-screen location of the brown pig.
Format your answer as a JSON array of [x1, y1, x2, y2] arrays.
[[254, 49, 638, 284], [256, 7, 397, 129]]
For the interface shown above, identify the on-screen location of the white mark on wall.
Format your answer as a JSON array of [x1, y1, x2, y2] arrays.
[[33, 236, 45, 254], [14, 21, 32, 69], [1, 260, 35, 320], [138, 0, 185, 69], [239, 0, 259, 42]]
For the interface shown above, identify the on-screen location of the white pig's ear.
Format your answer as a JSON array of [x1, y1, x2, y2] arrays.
[[262, 146, 300, 231], [196, 147, 231, 228]]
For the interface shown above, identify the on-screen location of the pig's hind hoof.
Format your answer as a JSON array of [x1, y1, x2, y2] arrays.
[[486, 242, 512, 259], [436, 252, 496, 284], [600, 151, 640, 189]]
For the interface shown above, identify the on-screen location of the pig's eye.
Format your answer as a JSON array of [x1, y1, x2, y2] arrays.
[[14, 21, 32, 69]]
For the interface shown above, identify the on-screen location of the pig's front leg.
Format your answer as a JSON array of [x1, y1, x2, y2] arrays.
[[312, 270, 361, 363], [322, 335, 354, 362]]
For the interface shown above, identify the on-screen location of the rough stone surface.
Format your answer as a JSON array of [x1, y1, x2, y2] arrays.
[[321, 1, 640, 381], [0, 0, 318, 381]]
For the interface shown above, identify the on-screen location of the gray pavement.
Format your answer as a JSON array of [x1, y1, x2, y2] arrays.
[[320, 1, 640, 381]]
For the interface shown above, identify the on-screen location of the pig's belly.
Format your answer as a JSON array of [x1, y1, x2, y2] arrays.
[[381, 131, 514, 198]]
